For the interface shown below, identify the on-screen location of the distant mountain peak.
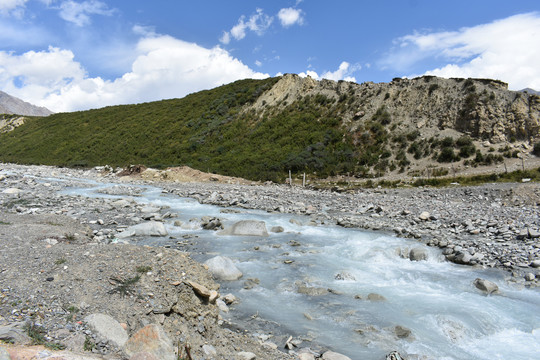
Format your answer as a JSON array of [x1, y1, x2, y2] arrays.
[[0, 91, 53, 116], [520, 88, 540, 96]]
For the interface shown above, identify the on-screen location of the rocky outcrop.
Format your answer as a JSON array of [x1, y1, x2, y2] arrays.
[[249, 74, 540, 144]]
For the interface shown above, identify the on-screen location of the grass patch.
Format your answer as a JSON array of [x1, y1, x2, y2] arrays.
[[24, 322, 65, 350], [55, 258, 67, 265], [108, 275, 141, 297], [0, 221, 11, 225], [136, 265, 152, 274]]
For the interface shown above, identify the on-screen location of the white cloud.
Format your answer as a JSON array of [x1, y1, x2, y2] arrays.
[[59, 0, 114, 26], [219, 31, 230, 45], [0, 0, 28, 17], [221, 8, 273, 43], [255, 60, 262, 67], [0, 35, 269, 112], [385, 12, 540, 90], [299, 61, 360, 82], [278, 7, 304, 27]]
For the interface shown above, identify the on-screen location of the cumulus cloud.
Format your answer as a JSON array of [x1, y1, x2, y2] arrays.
[[384, 12, 540, 90], [59, 0, 114, 26], [278, 7, 304, 27], [0, 35, 269, 112], [300, 61, 360, 82], [220, 8, 273, 43]]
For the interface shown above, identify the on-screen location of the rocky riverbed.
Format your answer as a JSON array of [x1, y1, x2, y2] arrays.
[[0, 163, 539, 360]]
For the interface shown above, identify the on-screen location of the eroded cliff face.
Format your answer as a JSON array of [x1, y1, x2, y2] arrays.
[[250, 74, 539, 144]]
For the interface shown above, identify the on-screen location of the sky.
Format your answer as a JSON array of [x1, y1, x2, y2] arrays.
[[0, 0, 539, 113]]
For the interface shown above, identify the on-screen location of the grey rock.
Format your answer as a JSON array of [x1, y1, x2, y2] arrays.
[[237, 351, 257, 360], [454, 251, 473, 265], [270, 226, 284, 233], [530, 260, 540, 268], [0, 347, 10, 360], [204, 256, 243, 281], [418, 211, 430, 221], [117, 221, 168, 238], [528, 228, 540, 239], [322, 350, 352, 360], [202, 344, 217, 357], [0, 322, 31, 345], [409, 247, 428, 261], [218, 220, 268, 236], [473, 278, 499, 294], [525, 273, 536, 281], [84, 313, 128, 348]]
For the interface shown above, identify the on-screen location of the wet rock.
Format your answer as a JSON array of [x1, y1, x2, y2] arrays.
[[394, 325, 412, 339], [223, 293, 237, 305], [218, 220, 268, 236], [386, 351, 405, 360], [473, 278, 499, 294], [84, 313, 128, 348], [271, 226, 284, 233], [334, 271, 356, 281], [117, 221, 168, 238], [216, 298, 229, 313], [409, 247, 428, 261], [124, 324, 175, 360], [201, 216, 222, 230], [525, 273, 536, 281], [322, 350, 352, 360], [243, 278, 260, 289], [453, 251, 473, 265], [204, 256, 243, 281], [297, 286, 329, 296], [367, 293, 386, 302]]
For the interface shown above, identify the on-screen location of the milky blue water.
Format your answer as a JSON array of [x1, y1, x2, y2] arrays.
[[59, 179, 540, 360]]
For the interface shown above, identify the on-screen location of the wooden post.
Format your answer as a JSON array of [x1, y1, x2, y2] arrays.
[[289, 170, 292, 186], [303, 173, 306, 187]]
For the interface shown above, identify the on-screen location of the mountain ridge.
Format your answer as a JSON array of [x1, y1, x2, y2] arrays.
[[0, 90, 53, 117]]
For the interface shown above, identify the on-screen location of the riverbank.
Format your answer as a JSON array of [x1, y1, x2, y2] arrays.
[[1, 163, 539, 360]]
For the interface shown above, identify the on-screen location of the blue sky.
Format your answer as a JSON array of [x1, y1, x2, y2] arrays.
[[0, 0, 539, 112]]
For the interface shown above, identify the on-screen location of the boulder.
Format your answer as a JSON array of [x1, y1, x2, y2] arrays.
[[473, 278, 499, 294], [418, 211, 430, 221], [117, 221, 168, 238], [270, 226, 284, 233], [218, 220, 268, 236], [124, 324, 175, 360], [84, 313, 128, 348], [204, 256, 243, 281], [2, 188, 22, 194], [409, 247, 428, 261], [322, 350, 352, 360], [453, 251, 473, 265], [530, 260, 540, 268], [0, 323, 31, 345]]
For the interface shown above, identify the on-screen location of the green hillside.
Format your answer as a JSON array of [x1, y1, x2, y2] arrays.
[[0, 77, 356, 181]]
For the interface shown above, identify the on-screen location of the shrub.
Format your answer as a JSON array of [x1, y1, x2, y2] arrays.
[[437, 147, 457, 162]]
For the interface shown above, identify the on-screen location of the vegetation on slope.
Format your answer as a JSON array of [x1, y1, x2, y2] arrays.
[[0, 77, 355, 181]]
